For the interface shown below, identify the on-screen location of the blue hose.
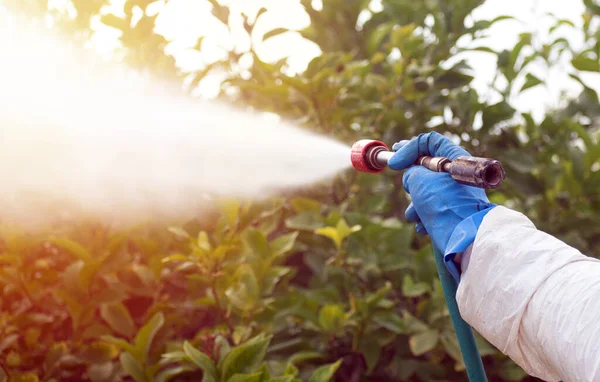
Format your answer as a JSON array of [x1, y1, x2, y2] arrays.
[[432, 246, 487, 381]]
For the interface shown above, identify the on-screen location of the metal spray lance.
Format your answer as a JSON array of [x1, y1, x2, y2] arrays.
[[350, 138, 503, 381], [350, 139, 505, 189]]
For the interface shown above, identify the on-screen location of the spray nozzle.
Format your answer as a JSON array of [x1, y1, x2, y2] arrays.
[[350, 139, 505, 189], [350, 139, 390, 173]]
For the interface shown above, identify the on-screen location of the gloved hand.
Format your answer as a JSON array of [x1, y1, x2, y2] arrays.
[[388, 132, 496, 281]]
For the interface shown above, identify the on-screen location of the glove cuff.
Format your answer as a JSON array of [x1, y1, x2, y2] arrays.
[[444, 204, 496, 282]]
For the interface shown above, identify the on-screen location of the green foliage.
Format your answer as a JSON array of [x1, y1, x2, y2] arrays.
[[2, 0, 600, 381]]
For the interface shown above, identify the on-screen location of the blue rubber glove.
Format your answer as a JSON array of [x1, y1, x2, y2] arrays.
[[388, 132, 496, 282]]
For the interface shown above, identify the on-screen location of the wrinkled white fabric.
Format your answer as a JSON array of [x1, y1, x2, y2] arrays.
[[457, 206, 600, 382]]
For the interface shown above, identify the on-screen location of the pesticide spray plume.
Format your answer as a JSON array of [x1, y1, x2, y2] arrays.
[[0, 16, 352, 229]]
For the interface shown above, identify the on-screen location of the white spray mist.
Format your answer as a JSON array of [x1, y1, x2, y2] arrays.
[[0, 16, 351, 227]]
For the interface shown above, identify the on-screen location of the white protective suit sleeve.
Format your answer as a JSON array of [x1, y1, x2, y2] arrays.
[[456, 206, 600, 382]]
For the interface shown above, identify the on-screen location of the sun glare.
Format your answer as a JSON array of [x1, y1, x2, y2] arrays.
[[86, 0, 321, 75]]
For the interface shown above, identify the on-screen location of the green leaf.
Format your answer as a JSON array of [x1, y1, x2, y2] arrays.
[[314, 227, 341, 249], [317, 305, 345, 333], [402, 274, 430, 297], [155, 365, 196, 382], [365, 281, 392, 309], [509, 33, 532, 69], [371, 51, 386, 64], [134, 312, 164, 362], [315, 227, 342, 250], [90, 287, 127, 306], [79, 261, 100, 292], [214, 335, 232, 364], [120, 352, 148, 382], [193, 36, 205, 51], [391, 24, 418, 54], [471, 15, 513, 31], [189, 62, 221, 89], [549, 18, 575, 33], [284, 363, 299, 376], [464, 46, 496, 54], [208, 0, 230, 25], [232, 326, 253, 345], [62, 260, 85, 294], [263, 266, 293, 295], [161, 351, 187, 361], [490, 15, 514, 24], [290, 197, 321, 213], [440, 331, 464, 368], [373, 312, 407, 334], [79, 341, 119, 364], [167, 227, 190, 239], [367, 22, 394, 54], [289, 351, 322, 365], [49, 238, 92, 262], [335, 219, 361, 241], [243, 229, 270, 259], [520, 73, 543, 92], [255, 7, 268, 21], [227, 372, 263, 382], [197, 231, 212, 252], [263, 28, 289, 41], [519, 52, 539, 71], [219, 334, 272, 381], [100, 303, 135, 338], [390, 23, 415, 45], [570, 146, 586, 181], [315, 217, 361, 250], [225, 265, 260, 311], [481, 101, 516, 129], [572, 54, 600, 72], [403, 312, 429, 333], [221, 199, 240, 228], [497, 49, 510, 68], [358, 337, 381, 372], [308, 360, 342, 382], [132, 264, 155, 288], [183, 342, 218, 382], [409, 329, 439, 356], [568, 73, 600, 102], [257, 364, 271, 380], [100, 14, 128, 30], [161, 254, 189, 263], [285, 212, 323, 231], [100, 335, 136, 355], [270, 232, 298, 256]]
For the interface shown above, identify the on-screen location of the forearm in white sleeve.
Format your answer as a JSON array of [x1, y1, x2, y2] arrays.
[[456, 206, 600, 381]]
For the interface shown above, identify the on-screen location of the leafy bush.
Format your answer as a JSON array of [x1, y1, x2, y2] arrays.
[[2, 0, 600, 381]]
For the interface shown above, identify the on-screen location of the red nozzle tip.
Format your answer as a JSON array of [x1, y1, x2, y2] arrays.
[[351, 139, 389, 173]]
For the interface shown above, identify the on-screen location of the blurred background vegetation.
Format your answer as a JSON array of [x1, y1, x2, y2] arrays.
[[1, 0, 600, 381]]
